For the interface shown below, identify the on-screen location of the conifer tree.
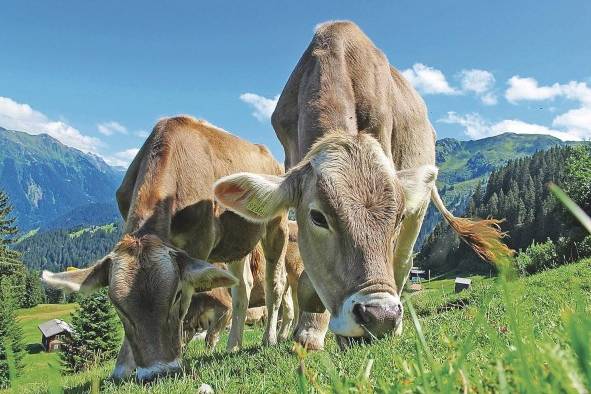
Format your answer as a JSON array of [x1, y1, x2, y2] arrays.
[[0, 191, 26, 297], [20, 270, 45, 308], [61, 289, 120, 373], [0, 278, 25, 388]]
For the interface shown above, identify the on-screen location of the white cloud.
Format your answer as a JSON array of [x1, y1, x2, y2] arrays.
[[552, 107, 591, 137], [104, 148, 140, 167], [560, 81, 591, 107], [402, 64, 497, 104], [239, 93, 279, 121], [459, 69, 495, 94], [503, 75, 591, 139], [438, 112, 491, 139], [401, 63, 460, 95], [506, 76, 591, 108], [480, 92, 498, 106], [97, 121, 128, 136], [439, 111, 580, 141], [0, 96, 102, 153], [505, 76, 562, 103], [490, 119, 579, 141], [459, 69, 497, 105]]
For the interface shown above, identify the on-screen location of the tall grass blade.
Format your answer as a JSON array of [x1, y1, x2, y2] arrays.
[[549, 183, 591, 233]]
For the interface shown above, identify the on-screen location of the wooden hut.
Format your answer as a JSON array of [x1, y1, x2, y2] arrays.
[[38, 319, 73, 352], [454, 277, 472, 293]]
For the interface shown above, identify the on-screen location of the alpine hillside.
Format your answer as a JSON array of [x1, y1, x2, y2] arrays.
[[0, 127, 124, 230], [418, 132, 579, 246]]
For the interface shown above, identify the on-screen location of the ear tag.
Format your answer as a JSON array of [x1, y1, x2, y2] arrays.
[[246, 196, 268, 216]]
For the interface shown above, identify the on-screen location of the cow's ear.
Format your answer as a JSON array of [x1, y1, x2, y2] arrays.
[[397, 165, 438, 214], [214, 172, 298, 222], [181, 258, 238, 292], [42, 256, 111, 294]]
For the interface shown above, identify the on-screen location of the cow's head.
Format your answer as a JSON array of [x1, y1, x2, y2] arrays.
[[214, 132, 436, 341], [42, 234, 237, 381]]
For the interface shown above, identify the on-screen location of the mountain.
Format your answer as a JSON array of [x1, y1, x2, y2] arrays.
[[0, 127, 124, 230], [14, 222, 123, 272], [419, 144, 589, 274], [417, 133, 576, 247]]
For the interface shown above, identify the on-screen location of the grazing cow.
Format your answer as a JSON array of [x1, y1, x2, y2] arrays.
[[214, 21, 511, 349], [183, 274, 233, 349], [184, 223, 304, 349], [42, 116, 289, 381]]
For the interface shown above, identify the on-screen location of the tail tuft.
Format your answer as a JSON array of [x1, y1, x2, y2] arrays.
[[445, 215, 514, 263], [431, 187, 514, 264]]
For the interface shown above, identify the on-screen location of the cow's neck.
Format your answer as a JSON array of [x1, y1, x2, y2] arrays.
[[123, 197, 173, 242], [298, 125, 391, 164]]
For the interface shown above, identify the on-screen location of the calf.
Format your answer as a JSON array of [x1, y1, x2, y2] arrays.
[[43, 116, 289, 381], [184, 223, 304, 348]]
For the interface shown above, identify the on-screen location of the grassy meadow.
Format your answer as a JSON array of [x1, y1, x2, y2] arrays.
[[10, 304, 77, 390], [5, 259, 591, 393]]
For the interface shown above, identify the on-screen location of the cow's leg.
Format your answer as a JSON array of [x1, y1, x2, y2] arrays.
[[111, 336, 136, 381], [206, 309, 231, 349], [392, 199, 429, 335], [293, 311, 330, 351], [226, 254, 253, 352], [261, 215, 289, 346], [278, 285, 295, 341], [290, 281, 300, 330]]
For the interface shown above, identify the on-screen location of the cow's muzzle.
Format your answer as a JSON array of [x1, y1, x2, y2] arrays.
[[135, 359, 182, 382], [329, 292, 402, 341]]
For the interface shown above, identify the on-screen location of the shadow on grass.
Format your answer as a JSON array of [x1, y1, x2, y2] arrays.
[[435, 298, 471, 314], [190, 345, 265, 366], [64, 382, 93, 394]]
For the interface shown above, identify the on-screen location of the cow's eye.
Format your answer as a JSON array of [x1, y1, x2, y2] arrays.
[[310, 209, 329, 229]]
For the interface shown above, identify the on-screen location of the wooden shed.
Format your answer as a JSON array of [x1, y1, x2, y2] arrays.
[[38, 319, 73, 352], [454, 277, 472, 293]]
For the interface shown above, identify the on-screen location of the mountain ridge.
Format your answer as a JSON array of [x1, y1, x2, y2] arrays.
[[0, 127, 123, 230]]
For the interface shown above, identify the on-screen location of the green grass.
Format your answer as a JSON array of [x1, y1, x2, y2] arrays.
[[8, 260, 591, 393], [8, 304, 78, 392], [68, 223, 117, 239], [15, 228, 39, 244]]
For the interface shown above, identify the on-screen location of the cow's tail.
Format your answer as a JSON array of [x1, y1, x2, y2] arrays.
[[430, 186, 514, 263]]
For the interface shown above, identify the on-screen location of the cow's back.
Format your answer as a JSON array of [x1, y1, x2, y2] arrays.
[[272, 20, 435, 171], [116, 115, 283, 259]]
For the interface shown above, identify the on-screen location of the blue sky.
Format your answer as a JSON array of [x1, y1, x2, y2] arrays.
[[1, 1, 590, 166]]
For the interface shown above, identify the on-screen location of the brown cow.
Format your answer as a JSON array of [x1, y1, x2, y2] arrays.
[[214, 21, 511, 349], [42, 116, 289, 381], [184, 222, 304, 349]]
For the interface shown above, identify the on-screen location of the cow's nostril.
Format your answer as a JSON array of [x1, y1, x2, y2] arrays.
[[352, 302, 369, 324]]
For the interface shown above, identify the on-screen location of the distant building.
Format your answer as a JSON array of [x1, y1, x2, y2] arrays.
[[38, 319, 73, 352], [454, 277, 472, 293], [410, 268, 426, 284]]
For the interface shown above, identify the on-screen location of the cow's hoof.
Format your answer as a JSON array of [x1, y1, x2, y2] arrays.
[[293, 329, 325, 351]]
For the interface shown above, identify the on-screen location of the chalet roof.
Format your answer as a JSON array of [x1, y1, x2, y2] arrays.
[[38, 319, 73, 338], [455, 277, 472, 285]]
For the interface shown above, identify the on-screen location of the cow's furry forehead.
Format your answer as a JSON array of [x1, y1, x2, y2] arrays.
[[298, 132, 404, 232], [110, 234, 178, 298]]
